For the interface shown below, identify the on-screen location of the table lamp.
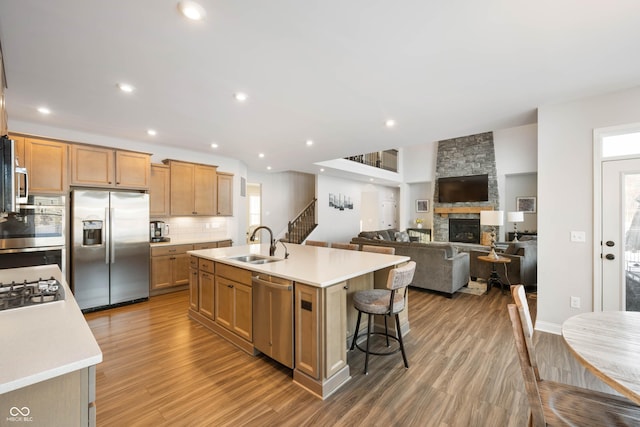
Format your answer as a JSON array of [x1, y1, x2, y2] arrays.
[[480, 210, 504, 259], [507, 211, 524, 242]]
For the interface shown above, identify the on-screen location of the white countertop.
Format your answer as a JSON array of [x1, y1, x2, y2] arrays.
[[0, 265, 103, 394], [188, 243, 410, 287]]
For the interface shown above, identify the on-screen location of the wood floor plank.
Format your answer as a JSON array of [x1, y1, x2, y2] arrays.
[[84, 287, 615, 426]]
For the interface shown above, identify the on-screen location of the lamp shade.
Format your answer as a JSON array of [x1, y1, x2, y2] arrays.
[[480, 210, 504, 226], [507, 211, 524, 223]]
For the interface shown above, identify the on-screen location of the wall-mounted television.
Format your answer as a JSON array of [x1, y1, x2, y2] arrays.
[[438, 174, 489, 203]]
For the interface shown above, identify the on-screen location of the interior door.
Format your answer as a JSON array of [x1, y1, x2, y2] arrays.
[[602, 158, 640, 311]]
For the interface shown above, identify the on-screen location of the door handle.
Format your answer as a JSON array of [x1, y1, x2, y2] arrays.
[[606, 241, 615, 247], [605, 253, 615, 260]]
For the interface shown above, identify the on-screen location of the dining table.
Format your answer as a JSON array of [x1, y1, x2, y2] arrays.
[[562, 311, 640, 405]]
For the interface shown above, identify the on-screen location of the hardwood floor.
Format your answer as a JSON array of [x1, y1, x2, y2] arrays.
[[84, 288, 618, 426]]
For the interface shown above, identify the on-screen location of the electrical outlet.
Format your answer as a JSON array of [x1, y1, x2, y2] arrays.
[[570, 296, 581, 309], [570, 231, 586, 242]]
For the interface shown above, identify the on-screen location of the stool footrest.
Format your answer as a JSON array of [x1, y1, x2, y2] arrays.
[[353, 331, 402, 356]]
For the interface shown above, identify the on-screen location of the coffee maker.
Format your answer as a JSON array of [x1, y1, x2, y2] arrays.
[[150, 221, 169, 242]]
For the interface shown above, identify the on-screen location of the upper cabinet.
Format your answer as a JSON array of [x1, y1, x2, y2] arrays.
[[25, 137, 68, 194], [165, 160, 217, 216], [216, 172, 233, 216], [150, 163, 170, 217], [70, 144, 150, 189]]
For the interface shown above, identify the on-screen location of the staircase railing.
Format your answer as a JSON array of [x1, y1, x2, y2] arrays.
[[287, 198, 317, 244]]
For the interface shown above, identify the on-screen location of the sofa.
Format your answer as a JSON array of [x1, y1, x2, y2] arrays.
[[468, 238, 537, 288], [351, 230, 469, 297]]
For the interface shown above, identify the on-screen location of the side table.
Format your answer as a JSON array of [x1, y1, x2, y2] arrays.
[[477, 255, 511, 294]]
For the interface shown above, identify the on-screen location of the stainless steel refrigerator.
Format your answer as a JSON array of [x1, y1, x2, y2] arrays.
[[71, 189, 149, 310]]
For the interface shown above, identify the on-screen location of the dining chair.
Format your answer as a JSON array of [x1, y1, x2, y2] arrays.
[[305, 240, 328, 247], [350, 261, 416, 374], [361, 245, 395, 255], [331, 242, 358, 250], [509, 285, 640, 426]]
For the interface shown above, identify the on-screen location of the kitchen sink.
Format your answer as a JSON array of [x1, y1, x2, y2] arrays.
[[228, 255, 281, 265]]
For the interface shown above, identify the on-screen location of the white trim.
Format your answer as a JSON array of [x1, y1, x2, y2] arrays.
[[534, 320, 562, 335], [593, 122, 640, 312]]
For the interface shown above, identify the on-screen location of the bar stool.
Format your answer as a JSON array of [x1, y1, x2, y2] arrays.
[[331, 242, 358, 250], [361, 245, 395, 255], [350, 261, 416, 374]]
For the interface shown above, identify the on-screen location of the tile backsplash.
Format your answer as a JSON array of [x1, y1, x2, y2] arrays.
[[152, 216, 230, 242]]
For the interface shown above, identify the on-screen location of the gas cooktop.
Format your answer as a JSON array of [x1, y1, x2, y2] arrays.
[[0, 277, 65, 311]]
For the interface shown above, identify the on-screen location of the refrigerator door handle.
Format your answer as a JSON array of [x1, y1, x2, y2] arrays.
[[110, 208, 115, 264], [104, 207, 110, 264]]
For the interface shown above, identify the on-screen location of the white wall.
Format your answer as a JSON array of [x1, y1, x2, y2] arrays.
[[536, 85, 640, 333]]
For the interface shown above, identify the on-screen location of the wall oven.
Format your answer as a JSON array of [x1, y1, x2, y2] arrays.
[[0, 195, 65, 274]]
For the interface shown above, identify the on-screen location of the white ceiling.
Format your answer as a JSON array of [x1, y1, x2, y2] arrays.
[[1, 1, 639, 175]]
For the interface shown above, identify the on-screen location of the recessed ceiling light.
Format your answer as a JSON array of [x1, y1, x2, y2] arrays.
[[306, 140, 314, 146], [258, 153, 265, 158], [147, 129, 157, 136], [37, 106, 51, 115], [385, 119, 396, 128], [117, 83, 134, 93], [320, 168, 324, 172], [177, 1, 206, 20], [267, 166, 272, 170], [234, 92, 248, 102], [369, 178, 374, 182], [210, 143, 219, 149]]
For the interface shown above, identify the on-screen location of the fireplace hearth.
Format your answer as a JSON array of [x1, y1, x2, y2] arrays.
[[449, 218, 480, 244]]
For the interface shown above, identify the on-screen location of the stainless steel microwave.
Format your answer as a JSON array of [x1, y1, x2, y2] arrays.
[[0, 136, 28, 214]]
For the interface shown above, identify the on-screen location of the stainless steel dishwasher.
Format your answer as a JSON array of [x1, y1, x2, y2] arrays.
[[252, 274, 294, 368]]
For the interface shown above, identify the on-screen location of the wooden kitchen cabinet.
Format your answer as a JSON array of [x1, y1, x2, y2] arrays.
[[216, 172, 233, 216], [189, 257, 199, 311], [294, 282, 347, 381], [25, 137, 68, 194], [150, 164, 170, 216], [70, 145, 150, 189], [215, 263, 252, 342], [165, 160, 218, 216], [198, 258, 215, 320], [150, 244, 192, 295]]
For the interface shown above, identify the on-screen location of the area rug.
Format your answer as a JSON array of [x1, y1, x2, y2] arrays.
[[457, 280, 487, 296]]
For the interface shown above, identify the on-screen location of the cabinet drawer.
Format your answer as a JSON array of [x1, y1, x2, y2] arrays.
[[151, 244, 193, 257], [216, 263, 252, 285], [190, 255, 198, 269], [199, 258, 215, 273], [193, 242, 218, 250]]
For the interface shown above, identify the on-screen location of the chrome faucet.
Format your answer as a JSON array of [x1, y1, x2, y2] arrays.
[[249, 226, 277, 256]]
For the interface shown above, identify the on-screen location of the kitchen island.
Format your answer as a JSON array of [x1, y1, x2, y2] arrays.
[[188, 243, 410, 399], [0, 265, 102, 426]]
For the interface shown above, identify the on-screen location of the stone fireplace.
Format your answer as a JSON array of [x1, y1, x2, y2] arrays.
[[449, 218, 480, 244], [433, 132, 500, 242]]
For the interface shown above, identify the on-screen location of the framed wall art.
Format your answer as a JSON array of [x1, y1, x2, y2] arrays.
[[416, 199, 430, 212], [516, 196, 536, 213]]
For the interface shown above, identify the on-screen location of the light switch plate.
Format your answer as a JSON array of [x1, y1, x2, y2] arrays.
[[570, 231, 586, 242]]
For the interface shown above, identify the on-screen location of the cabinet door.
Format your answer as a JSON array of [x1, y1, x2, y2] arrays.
[[116, 151, 150, 189], [199, 270, 215, 319], [233, 282, 253, 342], [26, 138, 68, 194], [70, 145, 114, 187], [174, 253, 191, 286], [194, 164, 216, 215], [325, 282, 347, 378], [150, 255, 172, 290], [169, 161, 195, 216], [150, 164, 170, 216], [216, 173, 233, 216], [215, 276, 234, 329], [189, 267, 199, 311], [295, 283, 320, 379]]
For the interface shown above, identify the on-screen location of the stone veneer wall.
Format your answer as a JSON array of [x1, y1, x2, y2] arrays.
[[433, 132, 499, 242]]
